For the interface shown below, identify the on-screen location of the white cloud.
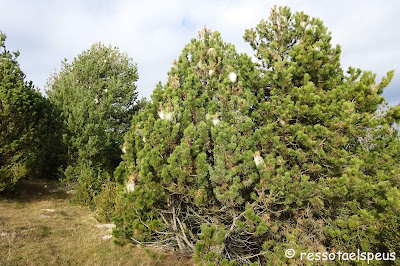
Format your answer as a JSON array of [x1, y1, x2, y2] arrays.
[[0, 0, 398, 105]]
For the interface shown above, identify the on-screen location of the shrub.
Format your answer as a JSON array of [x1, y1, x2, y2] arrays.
[[94, 177, 119, 222], [47, 42, 139, 205]]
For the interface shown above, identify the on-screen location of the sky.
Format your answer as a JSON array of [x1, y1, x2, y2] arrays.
[[0, 0, 399, 105]]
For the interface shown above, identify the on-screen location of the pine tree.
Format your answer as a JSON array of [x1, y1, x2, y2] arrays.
[[113, 27, 258, 262], [242, 6, 400, 263], [0, 31, 60, 191], [115, 7, 400, 265], [47, 42, 139, 206]]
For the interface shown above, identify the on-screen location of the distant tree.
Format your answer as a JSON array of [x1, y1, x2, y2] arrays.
[[0, 31, 61, 191], [114, 7, 400, 265], [47, 42, 139, 206]]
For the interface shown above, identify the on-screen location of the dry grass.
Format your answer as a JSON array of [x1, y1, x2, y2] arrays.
[[0, 179, 193, 266]]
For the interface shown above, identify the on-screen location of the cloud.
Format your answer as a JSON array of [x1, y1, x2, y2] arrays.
[[0, 0, 399, 105]]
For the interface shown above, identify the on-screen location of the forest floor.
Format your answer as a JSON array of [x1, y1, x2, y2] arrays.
[[0, 179, 193, 266]]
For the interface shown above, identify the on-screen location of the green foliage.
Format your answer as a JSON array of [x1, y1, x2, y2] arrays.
[[64, 161, 105, 207], [7, 8, 399, 264], [113, 26, 263, 264], [244, 5, 400, 262], [116, 8, 400, 264], [0, 31, 62, 191], [94, 177, 118, 222], [47, 43, 139, 205], [194, 225, 235, 266]]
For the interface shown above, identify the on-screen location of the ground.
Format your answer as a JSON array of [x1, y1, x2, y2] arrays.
[[0, 179, 193, 266]]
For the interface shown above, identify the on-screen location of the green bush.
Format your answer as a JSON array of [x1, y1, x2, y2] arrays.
[[94, 177, 118, 222], [47, 42, 139, 205], [0, 31, 62, 191]]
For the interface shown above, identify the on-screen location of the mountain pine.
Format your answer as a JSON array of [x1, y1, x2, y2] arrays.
[[115, 7, 400, 264], [0, 31, 61, 191], [47, 42, 139, 206]]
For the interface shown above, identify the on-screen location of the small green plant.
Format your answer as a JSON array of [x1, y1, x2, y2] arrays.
[[33, 225, 51, 239], [94, 177, 118, 222]]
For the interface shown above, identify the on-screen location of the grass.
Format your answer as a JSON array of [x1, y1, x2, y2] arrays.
[[0, 179, 193, 266]]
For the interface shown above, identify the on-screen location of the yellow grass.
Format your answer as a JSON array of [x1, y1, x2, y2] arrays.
[[0, 179, 193, 266]]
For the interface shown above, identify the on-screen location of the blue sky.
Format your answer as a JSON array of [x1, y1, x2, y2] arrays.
[[0, 0, 399, 105]]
